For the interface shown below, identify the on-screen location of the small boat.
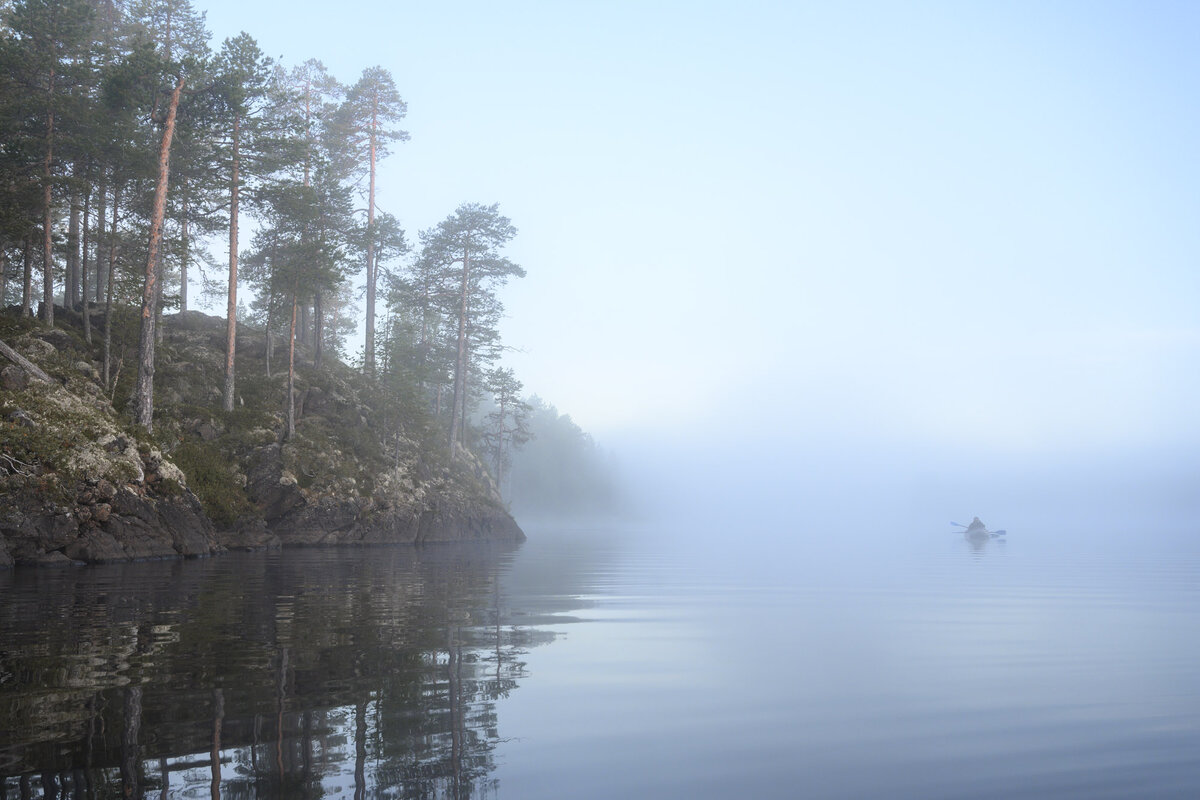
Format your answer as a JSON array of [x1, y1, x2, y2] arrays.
[[953, 517, 1006, 538]]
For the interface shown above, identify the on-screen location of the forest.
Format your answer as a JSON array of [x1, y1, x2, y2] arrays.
[[0, 0, 590, 503]]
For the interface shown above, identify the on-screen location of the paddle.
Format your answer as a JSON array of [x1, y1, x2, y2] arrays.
[[953, 521, 1008, 536]]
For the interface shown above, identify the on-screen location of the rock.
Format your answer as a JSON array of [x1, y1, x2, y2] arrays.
[[70, 435, 143, 485], [1, 364, 29, 392], [304, 386, 328, 414], [167, 309, 224, 332], [155, 456, 186, 487], [216, 515, 281, 551], [246, 444, 304, 521], [16, 337, 54, 361], [63, 529, 125, 562], [269, 497, 362, 545], [2, 307, 527, 567], [99, 487, 219, 560], [27, 550, 78, 567], [7, 409, 34, 428], [34, 327, 74, 353]]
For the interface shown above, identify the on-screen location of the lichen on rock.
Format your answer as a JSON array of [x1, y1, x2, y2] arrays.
[[1, 308, 524, 567]]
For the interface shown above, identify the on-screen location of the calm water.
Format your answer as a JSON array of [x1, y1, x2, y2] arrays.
[[2, 521, 1199, 798]]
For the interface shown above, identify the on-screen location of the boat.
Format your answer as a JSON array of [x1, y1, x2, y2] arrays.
[[953, 517, 1006, 538]]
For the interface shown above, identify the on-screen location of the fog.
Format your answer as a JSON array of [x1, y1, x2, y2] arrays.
[[189, 1, 1200, 547]]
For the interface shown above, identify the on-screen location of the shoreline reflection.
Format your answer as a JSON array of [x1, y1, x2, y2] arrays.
[[0, 543, 552, 799]]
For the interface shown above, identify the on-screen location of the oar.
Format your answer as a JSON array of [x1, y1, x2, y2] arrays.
[[990, 529, 1006, 536], [951, 521, 968, 528]]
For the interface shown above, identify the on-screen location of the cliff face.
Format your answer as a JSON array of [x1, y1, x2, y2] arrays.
[[0, 310, 523, 566]]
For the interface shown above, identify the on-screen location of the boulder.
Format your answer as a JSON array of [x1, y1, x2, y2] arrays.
[[217, 515, 281, 551], [63, 529, 125, 562], [34, 327, 75, 353], [1, 364, 28, 392], [6, 409, 34, 428], [246, 444, 304, 521], [16, 337, 55, 361]]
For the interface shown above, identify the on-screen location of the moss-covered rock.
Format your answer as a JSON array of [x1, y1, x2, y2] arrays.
[[0, 307, 523, 567]]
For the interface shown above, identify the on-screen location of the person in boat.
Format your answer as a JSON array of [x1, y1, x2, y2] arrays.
[[965, 517, 988, 535]]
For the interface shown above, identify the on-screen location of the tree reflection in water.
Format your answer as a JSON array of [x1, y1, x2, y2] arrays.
[[0, 544, 548, 799]]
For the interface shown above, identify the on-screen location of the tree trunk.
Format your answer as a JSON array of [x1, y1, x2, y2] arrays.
[[460, 357, 469, 450], [0, 339, 53, 383], [95, 177, 107, 303], [66, 180, 80, 309], [180, 193, 189, 311], [448, 243, 469, 455], [265, 302, 272, 378], [154, 233, 164, 345], [103, 186, 119, 388], [133, 76, 184, 432], [80, 184, 91, 344], [223, 114, 240, 413], [41, 93, 55, 326], [286, 288, 297, 440], [363, 106, 377, 376], [313, 291, 323, 368], [22, 234, 33, 316], [495, 395, 507, 489], [0, 250, 7, 308]]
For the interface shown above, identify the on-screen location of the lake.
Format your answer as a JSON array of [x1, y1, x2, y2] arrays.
[[2, 519, 1198, 798]]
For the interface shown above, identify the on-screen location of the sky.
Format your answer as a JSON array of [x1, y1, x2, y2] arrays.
[[193, 0, 1200, 463]]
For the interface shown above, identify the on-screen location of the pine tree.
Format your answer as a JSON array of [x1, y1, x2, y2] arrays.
[[481, 367, 532, 493], [132, 71, 184, 431], [269, 58, 343, 367], [4, 0, 94, 325], [420, 203, 523, 456], [336, 66, 407, 376], [213, 32, 272, 412]]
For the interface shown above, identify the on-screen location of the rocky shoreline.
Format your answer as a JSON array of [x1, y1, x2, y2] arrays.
[[0, 310, 524, 567]]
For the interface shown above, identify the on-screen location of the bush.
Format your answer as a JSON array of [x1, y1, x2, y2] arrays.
[[171, 440, 254, 527]]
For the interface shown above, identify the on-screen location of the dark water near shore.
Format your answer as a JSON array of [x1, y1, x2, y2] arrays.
[[2, 522, 1199, 798]]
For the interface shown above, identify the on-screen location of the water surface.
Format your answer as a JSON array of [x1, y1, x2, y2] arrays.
[[2, 522, 1198, 798]]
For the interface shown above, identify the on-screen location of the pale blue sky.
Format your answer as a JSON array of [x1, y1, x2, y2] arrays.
[[196, 0, 1200, 454]]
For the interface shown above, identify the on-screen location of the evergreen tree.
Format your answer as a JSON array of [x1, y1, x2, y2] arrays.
[[335, 66, 407, 376], [420, 203, 523, 456], [3, 0, 94, 325], [272, 58, 343, 366], [213, 32, 272, 412], [132, 69, 184, 431], [481, 367, 531, 493]]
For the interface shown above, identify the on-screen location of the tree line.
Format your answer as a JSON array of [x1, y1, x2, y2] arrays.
[[0, 0, 527, 467]]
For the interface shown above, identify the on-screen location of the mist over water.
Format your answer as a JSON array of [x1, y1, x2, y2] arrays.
[[608, 420, 1200, 557], [3, 0, 1199, 795], [4, 452, 1198, 798]]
